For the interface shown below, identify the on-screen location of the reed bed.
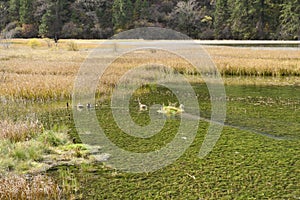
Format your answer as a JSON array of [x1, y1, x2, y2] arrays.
[[0, 120, 43, 143], [206, 46, 300, 76], [2, 73, 74, 101], [0, 43, 85, 101], [0, 39, 299, 101], [0, 174, 62, 200]]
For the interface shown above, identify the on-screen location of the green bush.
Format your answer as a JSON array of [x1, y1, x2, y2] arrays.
[[28, 39, 41, 49], [38, 131, 66, 146], [12, 141, 44, 162]]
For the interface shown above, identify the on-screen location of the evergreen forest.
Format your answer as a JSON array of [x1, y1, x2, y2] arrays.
[[0, 0, 299, 40]]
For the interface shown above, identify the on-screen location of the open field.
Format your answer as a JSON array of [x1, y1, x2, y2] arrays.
[[0, 39, 299, 199]]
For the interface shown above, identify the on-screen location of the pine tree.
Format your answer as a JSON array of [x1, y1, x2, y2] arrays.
[[254, 0, 266, 39], [141, 0, 150, 20], [230, 0, 256, 39], [124, 0, 133, 24], [19, 0, 34, 24], [112, 0, 133, 32], [95, 1, 113, 29], [0, 0, 9, 30], [8, 0, 20, 21], [280, 0, 300, 39], [214, 0, 231, 39], [38, 0, 71, 38], [133, 0, 143, 21], [133, 0, 149, 20], [169, 0, 202, 38], [263, 0, 283, 39], [39, 9, 53, 37]]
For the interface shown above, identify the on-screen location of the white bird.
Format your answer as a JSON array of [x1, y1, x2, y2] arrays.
[[168, 100, 177, 107], [157, 103, 184, 115], [138, 98, 148, 111], [76, 103, 84, 111], [77, 103, 84, 108]]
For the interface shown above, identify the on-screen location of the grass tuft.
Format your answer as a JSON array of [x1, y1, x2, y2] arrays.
[[28, 39, 41, 49], [67, 41, 79, 51]]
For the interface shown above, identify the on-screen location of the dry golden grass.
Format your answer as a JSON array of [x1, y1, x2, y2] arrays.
[[0, 174, 61, 200], [206, 46, 300, 76], [0, 41, 87, 100], [0, 39, 299, 100], [0, 120, 43, 142]]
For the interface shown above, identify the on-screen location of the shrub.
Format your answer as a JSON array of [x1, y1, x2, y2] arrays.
[[11, 140, 44, 162], [0, 22, 18, 49], [44, 38, 54, 48], [67, 41, 79, 51], [28, 39, 41, 49], [61, 22, 83, 38], [38, 131, 68, 147], [21, 24, 38, 38]]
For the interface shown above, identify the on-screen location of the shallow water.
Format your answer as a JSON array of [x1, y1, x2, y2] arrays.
[[2, 83, 298, 143], [1, 83, 299, 198]]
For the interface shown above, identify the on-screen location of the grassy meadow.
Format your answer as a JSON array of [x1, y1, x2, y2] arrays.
[[0, 39, 299, 199], [1, 39, 299, 101]]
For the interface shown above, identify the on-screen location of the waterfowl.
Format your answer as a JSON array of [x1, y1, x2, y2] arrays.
[[77, 103, 84, 109], [138, 98, 148, 111], [157, 103, 184, 115], [76, 103, 84, 111], [168, 100, 177, 107]]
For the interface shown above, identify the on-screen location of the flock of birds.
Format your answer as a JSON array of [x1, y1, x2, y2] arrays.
[[75, 98, 184, 116], [138, 98, 184, 115], [75, 103, 94, 111]]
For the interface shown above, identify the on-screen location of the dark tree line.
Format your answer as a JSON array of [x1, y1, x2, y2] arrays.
[[0, 0, 299, 40]]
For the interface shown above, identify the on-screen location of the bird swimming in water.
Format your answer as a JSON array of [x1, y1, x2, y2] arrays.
[[76, 103, 94, 110], [157, 103, 184, 115], [76, 103, 84, 111], [77, 103, 84, 109], [138, 98, 148, 111]]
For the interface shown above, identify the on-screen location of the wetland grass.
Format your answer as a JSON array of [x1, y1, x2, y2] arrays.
[[0, 39, 299, 199], [206, 46, 300, 77], [56, 99, 300, 199], [0, 120, 43, 142], [0, 174, 62, 200], [0, 120, 96, 198], [0, 39, 299, 101]]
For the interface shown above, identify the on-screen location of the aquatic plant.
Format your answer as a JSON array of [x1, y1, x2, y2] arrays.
[[58, 167, 82, 199]]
